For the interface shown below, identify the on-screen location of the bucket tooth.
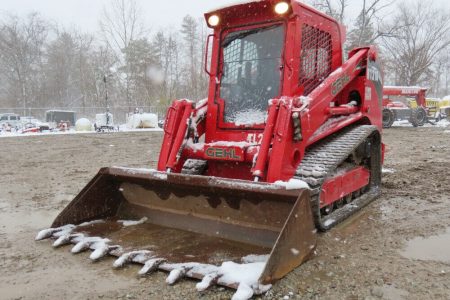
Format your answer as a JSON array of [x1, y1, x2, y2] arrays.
[[35, 224, 75, 241], [113, 250, 154, 268], [166, 267, 191, 285], [71, 237, 110, 254], [138, 258, 166, 276], [233, 283, 254, 300], [53, 233, 83, 248], [195, 273, 219, 292], [90, 244, 121, 261]]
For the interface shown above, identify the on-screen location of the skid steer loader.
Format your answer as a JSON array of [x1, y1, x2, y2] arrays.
[[36, 0, 384, 298]]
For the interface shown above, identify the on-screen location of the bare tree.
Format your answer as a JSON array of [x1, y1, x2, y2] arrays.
[[180, 15, 200, 99], [346, 0, 397, 51], [381, 0, 450, 86], [308, 0, 348, 24], [99, 0, 145, 57], [0, 13, 48, 113], [99, 0, 146, 110], [431, 49, 450, 96]]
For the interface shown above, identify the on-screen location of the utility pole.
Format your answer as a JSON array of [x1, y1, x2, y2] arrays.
[[103, 74, 110, 126]]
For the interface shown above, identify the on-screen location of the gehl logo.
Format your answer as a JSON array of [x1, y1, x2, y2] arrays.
[[332, 74, 350, 96], [205, 147, 241, 160]]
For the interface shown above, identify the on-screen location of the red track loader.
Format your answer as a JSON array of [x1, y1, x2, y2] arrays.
[[36, 0, 384, 297], [382, 86, 428, 128]]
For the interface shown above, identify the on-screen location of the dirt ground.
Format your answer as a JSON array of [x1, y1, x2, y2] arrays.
[[1, 126, 450, 300]]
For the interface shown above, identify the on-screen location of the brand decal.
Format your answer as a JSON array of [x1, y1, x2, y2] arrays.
[[205, 147, 242, 160], [332, 74, 350, 95]]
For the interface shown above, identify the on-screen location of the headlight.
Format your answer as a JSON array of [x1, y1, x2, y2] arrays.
[[274, 2, 290, 15], [208, 15, 220, 27]]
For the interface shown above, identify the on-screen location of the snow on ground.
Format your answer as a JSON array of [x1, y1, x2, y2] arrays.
[[382, 168, 395, 174], [0, 126, 162, 138], [391, 119, 450, 128], [434, 119, 450, 128]]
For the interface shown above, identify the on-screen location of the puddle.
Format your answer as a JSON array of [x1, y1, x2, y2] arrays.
[[335, 209, 374, 236], [401, 227, 450, 263]]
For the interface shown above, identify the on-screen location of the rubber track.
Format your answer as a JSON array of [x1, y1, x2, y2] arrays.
[[295, 125, 381, 231]]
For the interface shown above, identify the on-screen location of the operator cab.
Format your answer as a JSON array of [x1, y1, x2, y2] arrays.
[[204, 0, 344, 136]]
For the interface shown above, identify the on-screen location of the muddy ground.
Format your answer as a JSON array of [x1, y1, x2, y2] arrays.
[[1, 126, 449, 300]]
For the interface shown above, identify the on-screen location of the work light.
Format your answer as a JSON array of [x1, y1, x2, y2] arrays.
[[274, 2, 290, 15], [208, 15, 220, 27]]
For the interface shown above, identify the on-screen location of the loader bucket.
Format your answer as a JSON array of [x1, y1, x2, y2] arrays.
[[41, 167, 316, 294]]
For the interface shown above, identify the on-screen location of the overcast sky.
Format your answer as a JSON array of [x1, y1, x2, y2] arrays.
[[0, 0, 236, 32], [1, 0, 448, 34]]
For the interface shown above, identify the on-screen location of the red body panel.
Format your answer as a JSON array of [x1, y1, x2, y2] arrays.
[[320, 167, 370, 207], [157, 1, 383, 186]]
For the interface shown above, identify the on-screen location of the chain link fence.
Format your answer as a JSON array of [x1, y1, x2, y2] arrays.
[[0, 106, 169, 125]]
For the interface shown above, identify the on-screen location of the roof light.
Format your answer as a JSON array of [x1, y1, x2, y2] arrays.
[[208, 15, 220, 27], [274, 2, 290, 15]]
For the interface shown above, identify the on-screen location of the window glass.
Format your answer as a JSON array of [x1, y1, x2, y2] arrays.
[[220, 24, 284, 125]]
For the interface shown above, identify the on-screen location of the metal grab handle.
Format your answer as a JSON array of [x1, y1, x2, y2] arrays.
[[204, 34, 214, 76]]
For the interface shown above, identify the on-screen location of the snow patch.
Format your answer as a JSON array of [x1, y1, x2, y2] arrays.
[[382, 168, 395, 174], [229, 109, 267, 126], [78, 219, 105, 227], [290, 248, 300, 256], [241, 254, 270, 263], [118, 217, 148, 227], [196, 98, 208, 109], [212, 179, 279, 190], [112, 167, 168, 180], [209, 140, 254, 148], [274, 179, 310, 190], [323, 218, 335, 227], [435, 119, 450, 128]]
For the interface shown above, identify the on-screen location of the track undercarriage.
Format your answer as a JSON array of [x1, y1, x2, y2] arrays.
[[296, 125, 382, 230]]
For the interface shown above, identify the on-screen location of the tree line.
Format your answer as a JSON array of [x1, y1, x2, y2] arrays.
[[0, 0, 449, 119], [310, 0, 450, 95], [0, 0, 208, 118]]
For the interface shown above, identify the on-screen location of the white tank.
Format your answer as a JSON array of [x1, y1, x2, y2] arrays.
[[127, 113, 158, 129], [75, 118, 92, 131]]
